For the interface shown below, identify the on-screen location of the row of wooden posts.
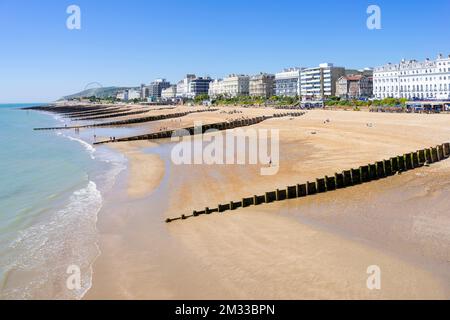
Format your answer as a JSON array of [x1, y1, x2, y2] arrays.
[[165, 142, 450, 223], [69, 106, 177, 120], [72, 109, 150, 121], [24, 105, 105, 114], [64, 107, 124, 118], [67, 107, 130, 119], [94, 112, 305, 145], [33, 108, 218, 131]]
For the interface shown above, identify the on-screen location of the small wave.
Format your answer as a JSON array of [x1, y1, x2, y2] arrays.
[[92, 146, 128, 192], [64, 135, 96, 160], [51, 114, 65, 124], [0, 181, 102, 300]]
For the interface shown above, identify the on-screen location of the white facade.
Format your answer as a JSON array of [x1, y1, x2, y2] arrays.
[[209, 74, 249, 98], [208, 79, 224, 98], [373, 54, 450, 100], [176, 74, 196, 98], [116, 91, 125, 100], [300, 63, 345, 99], [127, 89, 140, 100], [275, 68, 302, 97], [161, 85, 177, 100], [116, 89, 140, 101]]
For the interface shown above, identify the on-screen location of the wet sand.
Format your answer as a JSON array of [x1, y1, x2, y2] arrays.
[[85, 109, 450, 299], [108, 141, 164, 199]]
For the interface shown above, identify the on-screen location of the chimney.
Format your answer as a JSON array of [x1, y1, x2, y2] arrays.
[[438, 53, 443, 59]]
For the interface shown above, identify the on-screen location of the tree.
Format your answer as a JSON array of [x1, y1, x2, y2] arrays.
[[194, 94, 209, 104]]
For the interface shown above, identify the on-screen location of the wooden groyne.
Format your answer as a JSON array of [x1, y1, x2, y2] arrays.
[[93, 112, 306, 145], [23, 105, 107, 114], [65, 107, 125, 118], [72, 109, 150, 121], [33, 108, 219, 131], [65, 106, 176, 119], [165, 142, 450, 223]]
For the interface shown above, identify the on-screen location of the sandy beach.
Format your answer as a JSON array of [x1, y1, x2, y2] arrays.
[[84, 108, 450, 299]]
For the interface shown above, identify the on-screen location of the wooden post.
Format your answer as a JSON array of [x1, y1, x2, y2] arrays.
[[376, 161, 385, 178], [360, 165, 370, 182], [398, 155, 406, 171], [404, 153, 413, 170], [316, 178, 326, 193], [351, 168, 361, 184], [307, 181, 317, 195], [390, 157, 399, 173], [418, 149, 426, 164], [298, 184, 307, 197], [287, 186, 297, 199], [384, 159, 393, 176], [325, 175, 336, 191], [335, 173, 344, 189], [343, 170, 353, 186]]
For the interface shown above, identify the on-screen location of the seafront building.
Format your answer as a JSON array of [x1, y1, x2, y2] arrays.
[[275, 68, 302, 97], [127, 89, 141, 100], [173, 75, 212, 99], [140, 79, 171, 101], [148, 79, 171, 100], [373, 54, 450, 100], [300, 63, 345, 100], [249, 73, 275, 98], [116, 88, 140, 101], [189, 77, 212, 98], [208, 79, 224, 98], [176, 74, 196, 98], [336, 74, 373, 99], [161, 85, 177, 101], [116, 91, 126, 100], [208, 74, 250, 98]]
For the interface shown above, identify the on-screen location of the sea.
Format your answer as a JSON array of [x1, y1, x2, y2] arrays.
[[0, 103, 127, 299]]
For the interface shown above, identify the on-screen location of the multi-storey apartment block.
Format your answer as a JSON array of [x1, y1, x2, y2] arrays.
[[300, 63, 345, 100], [143, 79, 171, 100], [275, 68, 302, 97], [176, 74, 196, 98], [189, 77, 212, 98], [373, 54, 450, 100]]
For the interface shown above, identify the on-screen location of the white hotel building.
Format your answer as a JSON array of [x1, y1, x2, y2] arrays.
[[208, 74, 250, 98], [373, 54, 450, 100]]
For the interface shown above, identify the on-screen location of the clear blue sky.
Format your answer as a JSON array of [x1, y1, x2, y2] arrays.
[[0, 0, 449, 103]]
